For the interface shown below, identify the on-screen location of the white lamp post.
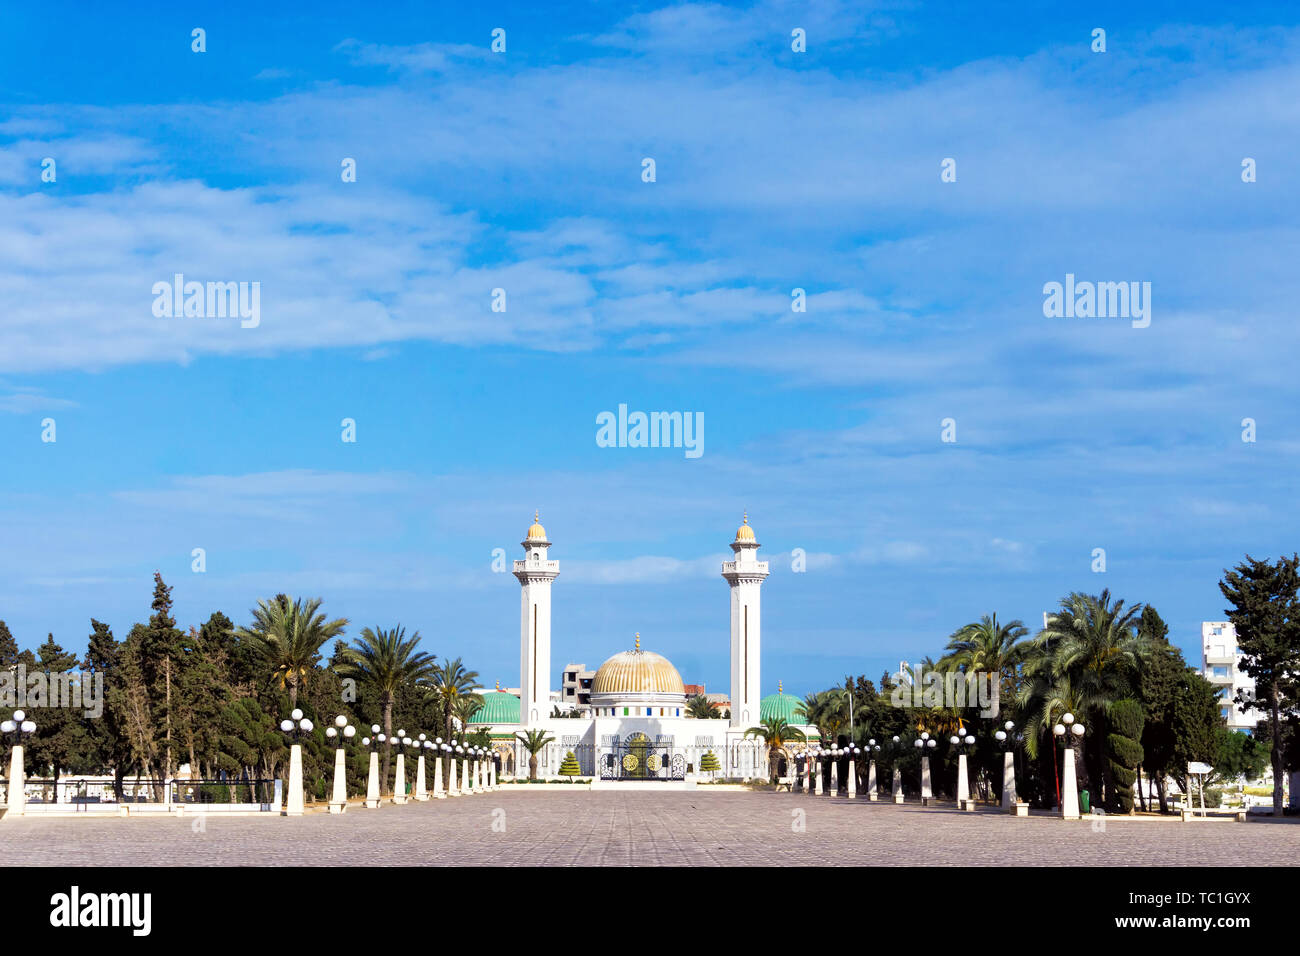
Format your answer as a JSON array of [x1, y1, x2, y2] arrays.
[[1055, 713, 1087, 819], [460, 745, 472, 793], [472, 747, 482, 791], [279, 709, 313, 816], [915, 733, 937, 805], [324, 715, 355, 814], [846, 744, 860, 798], [891, 736, 904, 803], [865, 739, 879, 801], [813, 747, 824, 795], [433, 739, 447, 798], [413, 733, 430, 801], [829, 746, 840, 795], [393, 732, 411, 805], [364, 725, 382, 808], [488, 747, 498, 789], [996, 720, 1019, 812], [445, 743, 460, 796], [2, 710, 37, 816], [951, 728, 976, 810]]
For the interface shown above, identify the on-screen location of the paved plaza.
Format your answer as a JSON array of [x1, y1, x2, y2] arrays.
[[4, 791, 1298, 866]]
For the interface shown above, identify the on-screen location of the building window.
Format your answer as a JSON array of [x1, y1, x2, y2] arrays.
[[623, 707, 629, 716]]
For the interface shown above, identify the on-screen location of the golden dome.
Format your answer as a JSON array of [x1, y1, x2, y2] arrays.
[[526, 510, 547, 541], [735, 512, 756, 542], [591, 635, 686, 695]]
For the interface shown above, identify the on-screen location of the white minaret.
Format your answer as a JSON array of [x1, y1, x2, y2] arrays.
[[514, 511, 559, 724], [722, 513, 768, 728]]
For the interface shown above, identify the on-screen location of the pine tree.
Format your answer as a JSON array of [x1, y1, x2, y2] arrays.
[[0, 620, 19, 668], [558, 750, 581, 776]]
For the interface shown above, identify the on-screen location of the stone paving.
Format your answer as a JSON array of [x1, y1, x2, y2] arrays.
[[3, 791, 1298, 866]]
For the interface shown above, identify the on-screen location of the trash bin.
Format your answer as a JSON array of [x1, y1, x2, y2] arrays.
[[1080, 789, 1090, 813]]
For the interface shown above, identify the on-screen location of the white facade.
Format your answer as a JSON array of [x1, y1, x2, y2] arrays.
[[476, 514, 801, 780], [1202, 621, 1257, 732]]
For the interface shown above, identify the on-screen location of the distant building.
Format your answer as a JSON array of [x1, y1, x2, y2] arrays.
[[1201, 622, 1257, 733], [561, 663, 595, 711], [683, 683, 706, 697]]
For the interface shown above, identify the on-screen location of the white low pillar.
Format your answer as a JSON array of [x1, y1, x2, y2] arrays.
[[1061, 746, 1081, 820], [489, 758, 498, 790], [415, 753, 428, 801], [329, 747, 348, 814], [364, 750, 381, 808], [867, 760, 878, 801], [473, 758, 481, 791], [830, 758, 838, 795], [393, 752, 408, 805], [957, 752, 971, 806], [462, 758, 472, 793], [804, 759, 812, 793], [921, 755, 933, 805], [433, 754, 446, 798], [892, 767, 903, 803], [284, 743, 305, 816], [814, 760, 824, 795], [847, 759, 857, 799], [449, 758, 461, 796], [1002, 751, 1017, 812], [6, 744, 25, 816]]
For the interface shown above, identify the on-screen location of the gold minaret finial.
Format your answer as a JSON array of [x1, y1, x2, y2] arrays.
[[634, 632, 641, 651], [535, 509, 540, 522], [743, 511, 749, 524], [778, 679, 783, 694], [495, 680, 500, 691]]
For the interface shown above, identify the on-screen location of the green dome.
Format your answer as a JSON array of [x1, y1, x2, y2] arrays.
[[471, 691, 520, 725], [760, 689, 804, 724]]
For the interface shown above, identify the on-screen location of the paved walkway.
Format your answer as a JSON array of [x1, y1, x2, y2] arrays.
[[4, 792, 1297, 866]]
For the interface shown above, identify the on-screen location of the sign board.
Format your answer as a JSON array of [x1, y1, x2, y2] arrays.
[[1188, 761, 1213, 775]]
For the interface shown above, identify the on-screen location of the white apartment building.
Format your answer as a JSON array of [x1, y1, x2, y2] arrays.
[[1202, 622, 1257, 733]]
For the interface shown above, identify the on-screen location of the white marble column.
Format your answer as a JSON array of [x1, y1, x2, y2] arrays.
[[393, 752, 408, 805], [956, 752, 970, 806], [804, 758, 812, 793], [489, 757, 498, 789], [449, 757, 461, 796], [867, 760, 878, 801], [365, 750, 381, 808], [921, 755, 933, 805], [473, 758, 481, 791], [329, 747, 348, 814], [284, 743, 305, 816], [892, 766, 903, 803], [1061, 745, 1080, 819], [462, 757, 472, 793], [415, 752, 428, 801], [847, 759, 857, 799], [1002, 751, 1017, 812], [6, 743, 25, 816], [830, 757, 838, 795], [814, 758, 824, 795]]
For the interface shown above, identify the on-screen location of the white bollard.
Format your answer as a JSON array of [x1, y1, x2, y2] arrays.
[[847, 759, 857, 799], [393, 752, 408, 805], [365, 750, 381, 808], [1061, 746, 1081, 820], [830, 758, 838, 795], [921, 755, 932, 805], [892, 766, 903, 804], [433, 753, 446, 798], [415, 753, 428, 801], [329, 747, 348, 814], [284, 743, 305, 816], [462, 758, 472, 793], [6, 744, 25, 816], [449, 758, 461, 796], [867, 760, 878, 801], [815, 759, 824, 795], [957, 752, 971, 807], [1002, 751, 1017, 812]]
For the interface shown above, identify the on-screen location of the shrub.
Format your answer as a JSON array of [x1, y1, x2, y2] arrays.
[[1107, 698, 1145, 813]]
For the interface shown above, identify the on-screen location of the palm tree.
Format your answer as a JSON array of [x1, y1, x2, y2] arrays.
[[235, 595, 348, 707], [1019, 590, 1150, 806], [686, 694, 715, 719], [338, 625, 436, 789], [939, 613, 1028, 720], [745, 716, 807, 781], [431, 658, 482, 745], [516, 728, 556, 781]]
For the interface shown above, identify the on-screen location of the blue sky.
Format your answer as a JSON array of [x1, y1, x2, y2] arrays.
[[2, 1, 1299, 698]]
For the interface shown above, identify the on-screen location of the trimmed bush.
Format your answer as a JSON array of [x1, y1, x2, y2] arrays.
[[558, 751, 581, 776], [1107, 698, 1145, 814]]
